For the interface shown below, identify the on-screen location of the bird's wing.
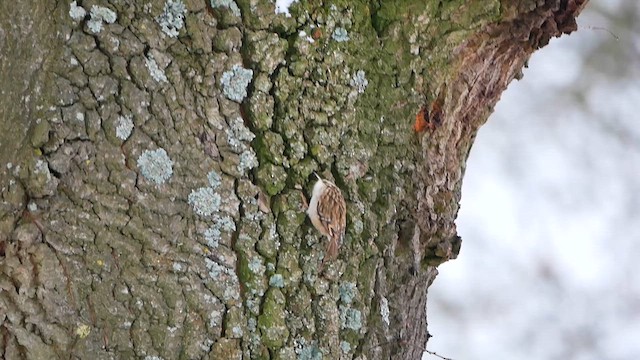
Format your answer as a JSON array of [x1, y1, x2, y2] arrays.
[[317, 183, 346, 244]]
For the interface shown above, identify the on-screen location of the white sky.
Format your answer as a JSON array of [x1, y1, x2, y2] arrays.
[[275, 0, 297, 16]]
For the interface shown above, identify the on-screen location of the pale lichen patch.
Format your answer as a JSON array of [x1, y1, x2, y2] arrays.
[[332, 27, 349, 42], [145, 54, 168, 83], [115, 115, 134, 140], [380, 296, 390, 326], [350, 70, 368, 94], [220, 65, 254, 103], [137, 148, 174, 184], [188, 187, 221, 217], [87, 5, 117, 33], [75, 324, 91, 338], [210, 0, 241, 17], [156, 0, 187, 38], [69, 1, 86, 21]]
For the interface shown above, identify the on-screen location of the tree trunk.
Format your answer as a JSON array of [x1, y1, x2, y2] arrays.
[[0, 0, 587, 359]]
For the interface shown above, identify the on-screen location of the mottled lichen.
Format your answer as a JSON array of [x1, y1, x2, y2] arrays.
[[231, 325, 243, 337], [207, 170, 222, 189], [92, 5, 117, 23], [115, 115, 134, 140], [340, 340, 352, 353], [188, 187, 221, 217], [230, 117, 256, 142], [204, 258, 240, 302], [137, 148, 173, 184], [269, 274, 284, 288], [238, 149, 259, 175], [221, 65, 254, 103], [246, 31, 288, 74], [380, 296, 390, 326], [340, 306, 362, 331], [226, 117, 256, 153], [255, 131, 285, 165], [209, 308, 223, 328], [224, 307, 246, 339], [213, 215, 236, 232], [145, 54, 168, 83], [248, 256, 265, 275], [210, 0, 241, 17], [69, 1, 86, 21], [202, 212, 236, 250], [172, 262, 185, 272], [257, 221, 280, 259], [144, 355, 164, 360], [339, 282, 357, 304], [87, 5, 117, 33], [156, 0, 187, 38], [332, 27, 350, 42], [350, 70, 368, 94], [296, 340, 323, 360], [204, 227, 221, 248], [273, 192, 307, 244]]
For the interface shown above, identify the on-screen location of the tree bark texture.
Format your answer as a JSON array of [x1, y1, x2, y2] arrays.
[[0, 0, 587, 359]]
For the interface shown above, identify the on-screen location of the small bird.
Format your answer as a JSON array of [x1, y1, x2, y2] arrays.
[[307, 173, 347, 261]]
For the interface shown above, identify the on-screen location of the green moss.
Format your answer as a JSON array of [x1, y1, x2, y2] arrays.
[[247, 91, 275, 130], [356, 258, 379, 308], [255, 131, 285, 164], [257, 220, 279, 259], [357, 177, 379, 203], [237, 248, 257, 283], [246, 31, 287, 73], [276, 209, 306, 245], [256, 163, 287, 195], [441, 0, 501, 26], [288, 60, 307, 78], [272, 190, 305, 218], [236, 0, 279, 30], [288, 157, 316, 184], [277, 245, 303, 285], [258, 288, 289, 349], [370, 1, 429, 36]]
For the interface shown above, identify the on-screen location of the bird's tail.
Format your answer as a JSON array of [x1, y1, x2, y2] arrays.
[[325, 236, 340, 260]]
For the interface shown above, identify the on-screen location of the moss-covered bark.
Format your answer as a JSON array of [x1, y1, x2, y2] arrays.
[[0, 0, 587, 359]]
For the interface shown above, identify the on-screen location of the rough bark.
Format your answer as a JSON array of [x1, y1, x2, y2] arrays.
[[0, 1, 587, 359]]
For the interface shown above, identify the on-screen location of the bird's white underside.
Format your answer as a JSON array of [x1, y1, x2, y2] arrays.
[[307, 179, 329, 236]]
